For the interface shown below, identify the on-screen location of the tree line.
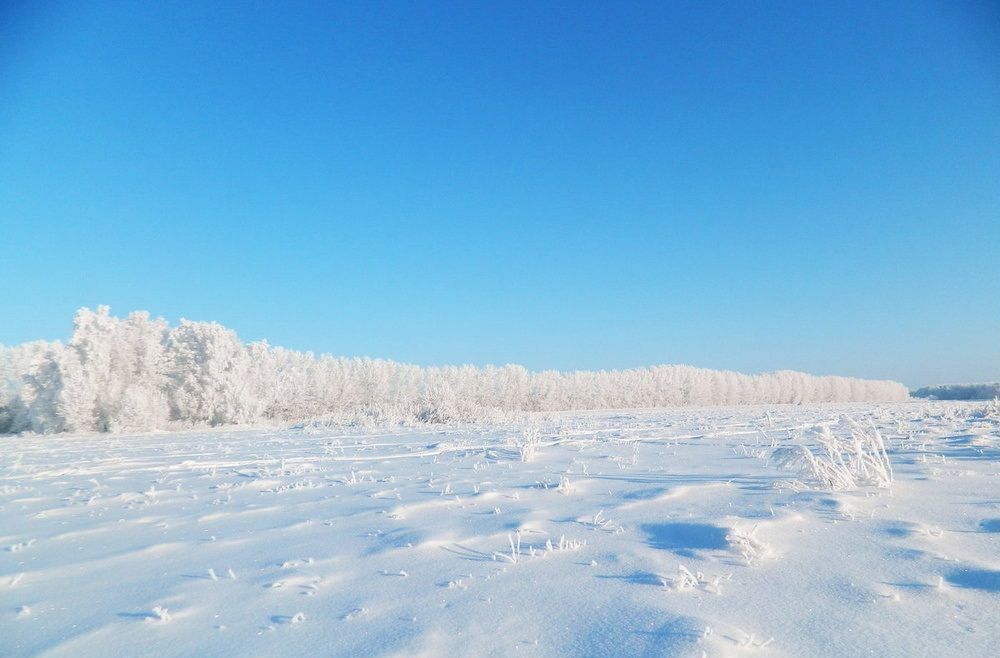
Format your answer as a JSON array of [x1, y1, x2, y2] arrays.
[[0, 307, 910, 434]]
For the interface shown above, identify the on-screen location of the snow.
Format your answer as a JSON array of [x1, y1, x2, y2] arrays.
[[2, 401, 998, 657]]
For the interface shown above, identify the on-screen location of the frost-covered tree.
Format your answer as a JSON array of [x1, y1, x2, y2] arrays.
[[0, 341, 60, 433], [0, 307, 911, 434], [166, 319, 264, 426], [912, 383, 1000, 400], [10, 308, 173, 433]]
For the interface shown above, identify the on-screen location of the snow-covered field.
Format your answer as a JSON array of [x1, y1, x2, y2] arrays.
[[2, 402, 998, 657]]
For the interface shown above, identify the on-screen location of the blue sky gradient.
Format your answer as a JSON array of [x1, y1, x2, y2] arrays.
[[2, 1, 998, 387]]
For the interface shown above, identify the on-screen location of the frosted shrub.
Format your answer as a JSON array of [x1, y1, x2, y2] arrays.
[[149, 606, 171, 622], [670, 565, 727, 594], [512, 426, 542, 462], [974, 398, 1000, 421], [773, 419, 893, 490], [726, 524, 770, 565]]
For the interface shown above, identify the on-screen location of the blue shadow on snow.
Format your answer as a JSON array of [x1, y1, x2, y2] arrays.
[[642, 522, 728, 557], [978, 519, 1000, 533], [947, 568, 1000, 593]]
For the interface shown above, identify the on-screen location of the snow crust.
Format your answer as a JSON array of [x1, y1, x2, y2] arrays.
[[2, 401, 998, 656]]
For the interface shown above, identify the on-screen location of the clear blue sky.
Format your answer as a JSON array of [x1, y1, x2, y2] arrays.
[[2, 1, 998, 387]]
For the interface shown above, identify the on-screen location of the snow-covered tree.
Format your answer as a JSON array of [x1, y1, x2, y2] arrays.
[[0, 307, 911, 434]]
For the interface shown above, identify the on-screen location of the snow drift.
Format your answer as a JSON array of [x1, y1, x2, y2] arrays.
[[0, 307, 909, 434]]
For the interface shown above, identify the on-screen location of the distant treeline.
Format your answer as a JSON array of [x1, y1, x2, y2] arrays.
[[2, 307, 910, 434], [911, 383, 1000, 401]]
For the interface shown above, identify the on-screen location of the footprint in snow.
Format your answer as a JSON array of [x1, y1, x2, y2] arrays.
[[7, 539, 36, 552], [272, 612, 306, 624], [119, 606, 171, 622]]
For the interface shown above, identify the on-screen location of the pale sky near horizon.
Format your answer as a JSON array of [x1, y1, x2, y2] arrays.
[[1, 1, 998, 388]]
